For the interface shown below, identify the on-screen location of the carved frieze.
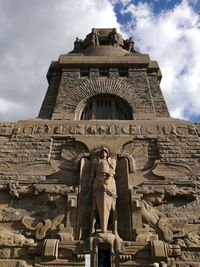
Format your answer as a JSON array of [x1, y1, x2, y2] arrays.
[[0, 121, 198, 139]]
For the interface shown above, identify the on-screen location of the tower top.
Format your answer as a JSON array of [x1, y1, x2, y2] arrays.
[[39, 28, 169, 120], [70, 28, 136, 56]]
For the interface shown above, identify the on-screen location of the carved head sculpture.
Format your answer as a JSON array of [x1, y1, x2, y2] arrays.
[[92, 28, 98, 34], [99, 147, 109, 159], [141, 187, 165, 206]]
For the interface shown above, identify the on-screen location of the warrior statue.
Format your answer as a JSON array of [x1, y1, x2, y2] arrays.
[[90, 28, 100, 46], [109, 28, 120, 47], [90, 147, 118, 235]]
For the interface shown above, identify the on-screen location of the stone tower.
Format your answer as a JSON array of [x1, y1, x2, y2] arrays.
[[0, 28, 200, 267]]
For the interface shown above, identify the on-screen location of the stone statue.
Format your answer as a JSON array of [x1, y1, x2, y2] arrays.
[[109, 28, 120, 46], [90, 28, 99, 46], [73, 37, 83, 52], [124, 37, 135, 52], [90, 147, 118, 235]]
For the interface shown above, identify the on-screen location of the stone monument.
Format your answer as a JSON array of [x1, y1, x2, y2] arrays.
[[0, 28, 200, 267]]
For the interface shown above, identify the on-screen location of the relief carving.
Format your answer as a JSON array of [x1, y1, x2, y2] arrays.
[[20, 191, 67, 240], [183, 232, 200, 247], [0, 124, 14, 136], [9, 181, 20, 198], [0, 161, 58, 176], [86, 126, 97, 135], [54, 125, 63, 134], [152, 162, 192, 177], [121, 141, 149, 170], [0, 207, 21, 222], [22, 213, 65, 240], [49, 140, 89, 185], [8, 122, 198, 139], [176, 125, 191, 135], [12, 126, 21, 136], [8, 122, 198, 138], [0, 127, 7, 135], [140, 199, 177, 242], [133, 183, 199, 246], [0, 229, 34, 247], [0, 134, 199, 265], [90, 147, 118, 236], [35, 124, 50, 135], [22, 125, 34, 134], [75, 124, 85, 135]]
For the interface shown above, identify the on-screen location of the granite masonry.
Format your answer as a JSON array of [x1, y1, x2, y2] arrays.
[[0, 28, 200, 267]]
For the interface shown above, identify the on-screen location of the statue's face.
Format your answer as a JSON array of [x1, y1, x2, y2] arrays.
[[99, 149, 108, 159], [145, 194, 164, 205]]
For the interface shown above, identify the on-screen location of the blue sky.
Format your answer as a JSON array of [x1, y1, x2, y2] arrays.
[[113, 0, 200, 18], [112, 0, 200, 122], [0, 0, 199, 122], [115, 0, 184, 17]]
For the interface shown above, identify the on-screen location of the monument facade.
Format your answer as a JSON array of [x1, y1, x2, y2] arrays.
[[0, 28, 200, 267]]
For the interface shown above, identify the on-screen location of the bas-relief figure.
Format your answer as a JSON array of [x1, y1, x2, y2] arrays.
[[0, 138, 199, 266], [76, 142, 200, 261], [89, 147, 118, 235]]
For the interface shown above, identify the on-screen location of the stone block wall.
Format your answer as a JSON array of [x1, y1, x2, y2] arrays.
[[0, 118, 199, 266], [41, 66, 169, 120], [148, 73, 170, 117], [38, 72, 61, 119]]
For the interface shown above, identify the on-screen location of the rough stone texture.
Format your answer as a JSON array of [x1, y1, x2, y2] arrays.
[[53, 71, 158, 120], [40, 65, 167, 120], [0, 28, 199, 267], [39, 71, 61, 119], [147, 73, 170, 117]]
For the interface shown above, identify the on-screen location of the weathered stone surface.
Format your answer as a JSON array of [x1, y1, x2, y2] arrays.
[[0, 28, 199, 267]]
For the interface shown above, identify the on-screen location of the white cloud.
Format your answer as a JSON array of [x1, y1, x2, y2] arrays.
[[0, 0, 119, 121], [118, 0, 200, 120]]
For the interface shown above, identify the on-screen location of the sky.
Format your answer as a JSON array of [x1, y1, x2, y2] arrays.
[[0, 0, 200, 122]]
